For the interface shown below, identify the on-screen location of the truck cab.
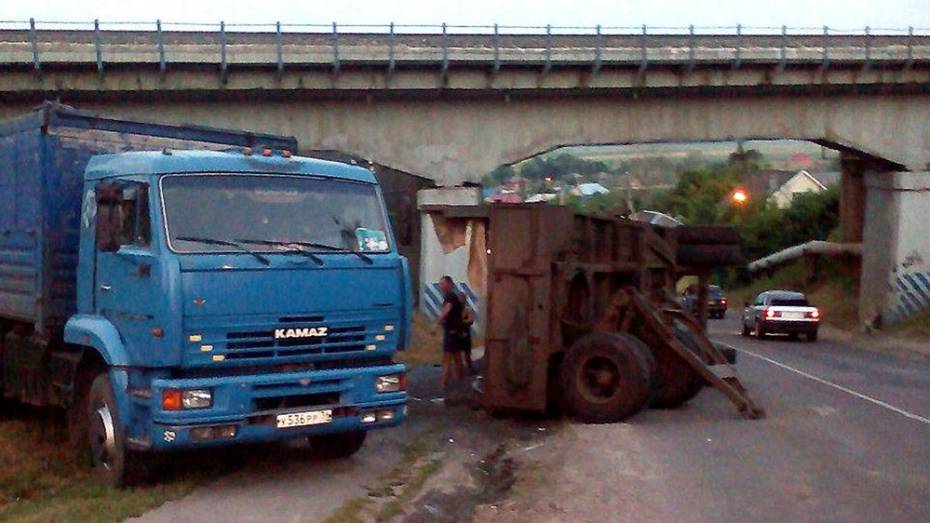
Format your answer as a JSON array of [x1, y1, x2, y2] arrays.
[[65, 148, 410, 484]]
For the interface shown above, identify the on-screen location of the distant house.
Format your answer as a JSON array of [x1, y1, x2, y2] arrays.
[[487, 192, 523, 204], [769, 170, 828, 208], [809, 171, 840, 187], [571, 182, 610, 198], [789, 153, 816, 169], [525, 193, 558, 203], [498, 175, 526, 193], [743, 169, 796, 200]]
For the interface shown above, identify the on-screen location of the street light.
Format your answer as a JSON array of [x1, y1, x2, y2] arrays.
[[731, 189, 749, 205]]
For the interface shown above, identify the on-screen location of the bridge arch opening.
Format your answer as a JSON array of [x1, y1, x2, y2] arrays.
[[474, 137, 896, 325]]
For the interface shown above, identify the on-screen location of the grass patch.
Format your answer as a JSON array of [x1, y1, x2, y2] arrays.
[[887, 309, 930, 339], [373, 459, 442, 522], [397, 312, 484, 369], [396, 312, 443, 368], [374, 499, 402, 522], [322, 496, 371, 523], [324, 428, 444, 523], [0, 403, 233, 523]]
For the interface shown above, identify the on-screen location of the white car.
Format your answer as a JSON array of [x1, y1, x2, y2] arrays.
[[741, 290, 820, 341]]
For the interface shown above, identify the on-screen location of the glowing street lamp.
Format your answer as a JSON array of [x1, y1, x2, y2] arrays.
[[731, 189, 749, 205]]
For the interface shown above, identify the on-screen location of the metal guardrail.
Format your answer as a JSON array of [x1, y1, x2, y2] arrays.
[[2, 20, 929, 79], [1, 20, 929, 35]]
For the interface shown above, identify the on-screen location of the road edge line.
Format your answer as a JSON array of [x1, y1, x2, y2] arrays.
[[715, 341, 930, 426]]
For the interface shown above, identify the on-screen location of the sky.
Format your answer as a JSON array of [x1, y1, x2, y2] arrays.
[[11, 0, 930, 32]]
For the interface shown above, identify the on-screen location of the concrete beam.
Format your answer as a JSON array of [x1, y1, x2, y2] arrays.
[[5, 92, 925, 183], [1, 64, 928, 96]]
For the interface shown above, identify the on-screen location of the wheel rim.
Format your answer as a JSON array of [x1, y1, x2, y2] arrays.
[[577, 355, 621, 403], [90, 402, 117, 472]]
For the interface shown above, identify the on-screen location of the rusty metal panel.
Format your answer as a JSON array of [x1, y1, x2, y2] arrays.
[[483, 204, 574, 412]]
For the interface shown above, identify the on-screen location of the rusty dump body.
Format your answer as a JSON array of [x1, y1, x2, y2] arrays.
[[424, 203, 762, 422]]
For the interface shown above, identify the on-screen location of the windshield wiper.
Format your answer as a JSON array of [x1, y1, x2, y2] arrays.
[[234, 239, 324, 266], [175, 236, 270, 266], [291, 241, 373, 265]]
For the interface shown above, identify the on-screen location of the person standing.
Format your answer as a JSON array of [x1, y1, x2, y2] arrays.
[[436, 276, 465, 387]]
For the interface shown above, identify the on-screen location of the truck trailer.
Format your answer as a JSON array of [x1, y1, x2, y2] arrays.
[[0, 103, 411, 486], [421, 204, 761, 422]]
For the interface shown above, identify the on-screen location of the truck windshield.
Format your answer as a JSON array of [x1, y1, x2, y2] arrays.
[[161, 174, 390, 254]]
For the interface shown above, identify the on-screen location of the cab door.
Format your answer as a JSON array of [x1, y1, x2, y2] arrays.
[[94, 180, 165, 364]]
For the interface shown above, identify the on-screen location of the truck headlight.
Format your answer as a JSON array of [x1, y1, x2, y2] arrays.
[[182, 389, 213, 409], [162, 389, 213, 410], [375, 374, 406, 393]]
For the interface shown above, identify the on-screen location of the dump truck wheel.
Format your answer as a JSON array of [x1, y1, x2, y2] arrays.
[[615, 333, 658, 407], [87, 373, 147, 487], [650, 327, 705, 409], [309, 430, 367, 459], [560, 332, 654, 423]]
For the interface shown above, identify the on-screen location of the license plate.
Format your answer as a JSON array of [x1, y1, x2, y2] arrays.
[[783, 312, 804, 319], [276, 409, 333, 429]]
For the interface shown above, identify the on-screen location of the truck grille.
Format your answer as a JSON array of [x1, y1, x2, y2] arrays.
[[185, 311, 397, 365], [224, 325, 368, 360]]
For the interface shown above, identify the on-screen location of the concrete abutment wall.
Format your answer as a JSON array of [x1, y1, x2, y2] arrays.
[[862, 172, 930, 325]]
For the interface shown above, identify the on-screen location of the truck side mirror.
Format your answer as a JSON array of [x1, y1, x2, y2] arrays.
[[95, 183, 123, 253]]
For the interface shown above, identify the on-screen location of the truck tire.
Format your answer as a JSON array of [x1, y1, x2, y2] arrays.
[[806, 330, 818, 342], [87, 373, 146, 487], [650, 327, 705, 409], [605, 332, 658, 410], [559, 332, 655, 424], [309, 430, 368, 459], [741, 321, 751, 337], [755, 320, 767, 340]]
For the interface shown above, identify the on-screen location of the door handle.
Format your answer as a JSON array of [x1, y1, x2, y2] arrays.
[[99, 284, 112, 292]]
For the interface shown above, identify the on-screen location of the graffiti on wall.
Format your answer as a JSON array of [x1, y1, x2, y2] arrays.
[[893, 269, 930, 320]]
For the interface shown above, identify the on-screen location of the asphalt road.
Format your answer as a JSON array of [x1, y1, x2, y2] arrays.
[[131, 313, 930, 522], [484, 312, 930, 523]]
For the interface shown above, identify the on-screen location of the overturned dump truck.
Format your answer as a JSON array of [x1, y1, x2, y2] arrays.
[[422, 203, 763, 423]]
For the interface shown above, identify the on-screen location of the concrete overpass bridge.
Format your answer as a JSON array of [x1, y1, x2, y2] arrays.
[[0, 21, 929, 324]]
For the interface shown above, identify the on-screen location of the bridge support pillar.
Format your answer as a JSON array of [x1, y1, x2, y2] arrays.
[[839, 153, 868, 242], [860, 171, 930, 326]]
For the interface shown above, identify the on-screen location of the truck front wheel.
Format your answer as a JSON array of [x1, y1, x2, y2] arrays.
[[308, 430, 368, 459], [560, 332, 655, 424], [87, 374, 145, 487]]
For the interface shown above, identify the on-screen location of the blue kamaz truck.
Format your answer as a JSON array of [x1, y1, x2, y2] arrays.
[[0, 103, 410, 486]]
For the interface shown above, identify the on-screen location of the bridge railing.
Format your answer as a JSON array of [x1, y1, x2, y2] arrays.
[[1, 20, 928, 77], [1, 20, 929, 35]]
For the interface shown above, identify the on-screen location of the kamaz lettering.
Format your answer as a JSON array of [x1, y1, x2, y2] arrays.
[[275, 327, 329, 339]]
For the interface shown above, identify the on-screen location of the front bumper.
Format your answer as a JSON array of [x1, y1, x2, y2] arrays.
[[126, 363, 407, 451]]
